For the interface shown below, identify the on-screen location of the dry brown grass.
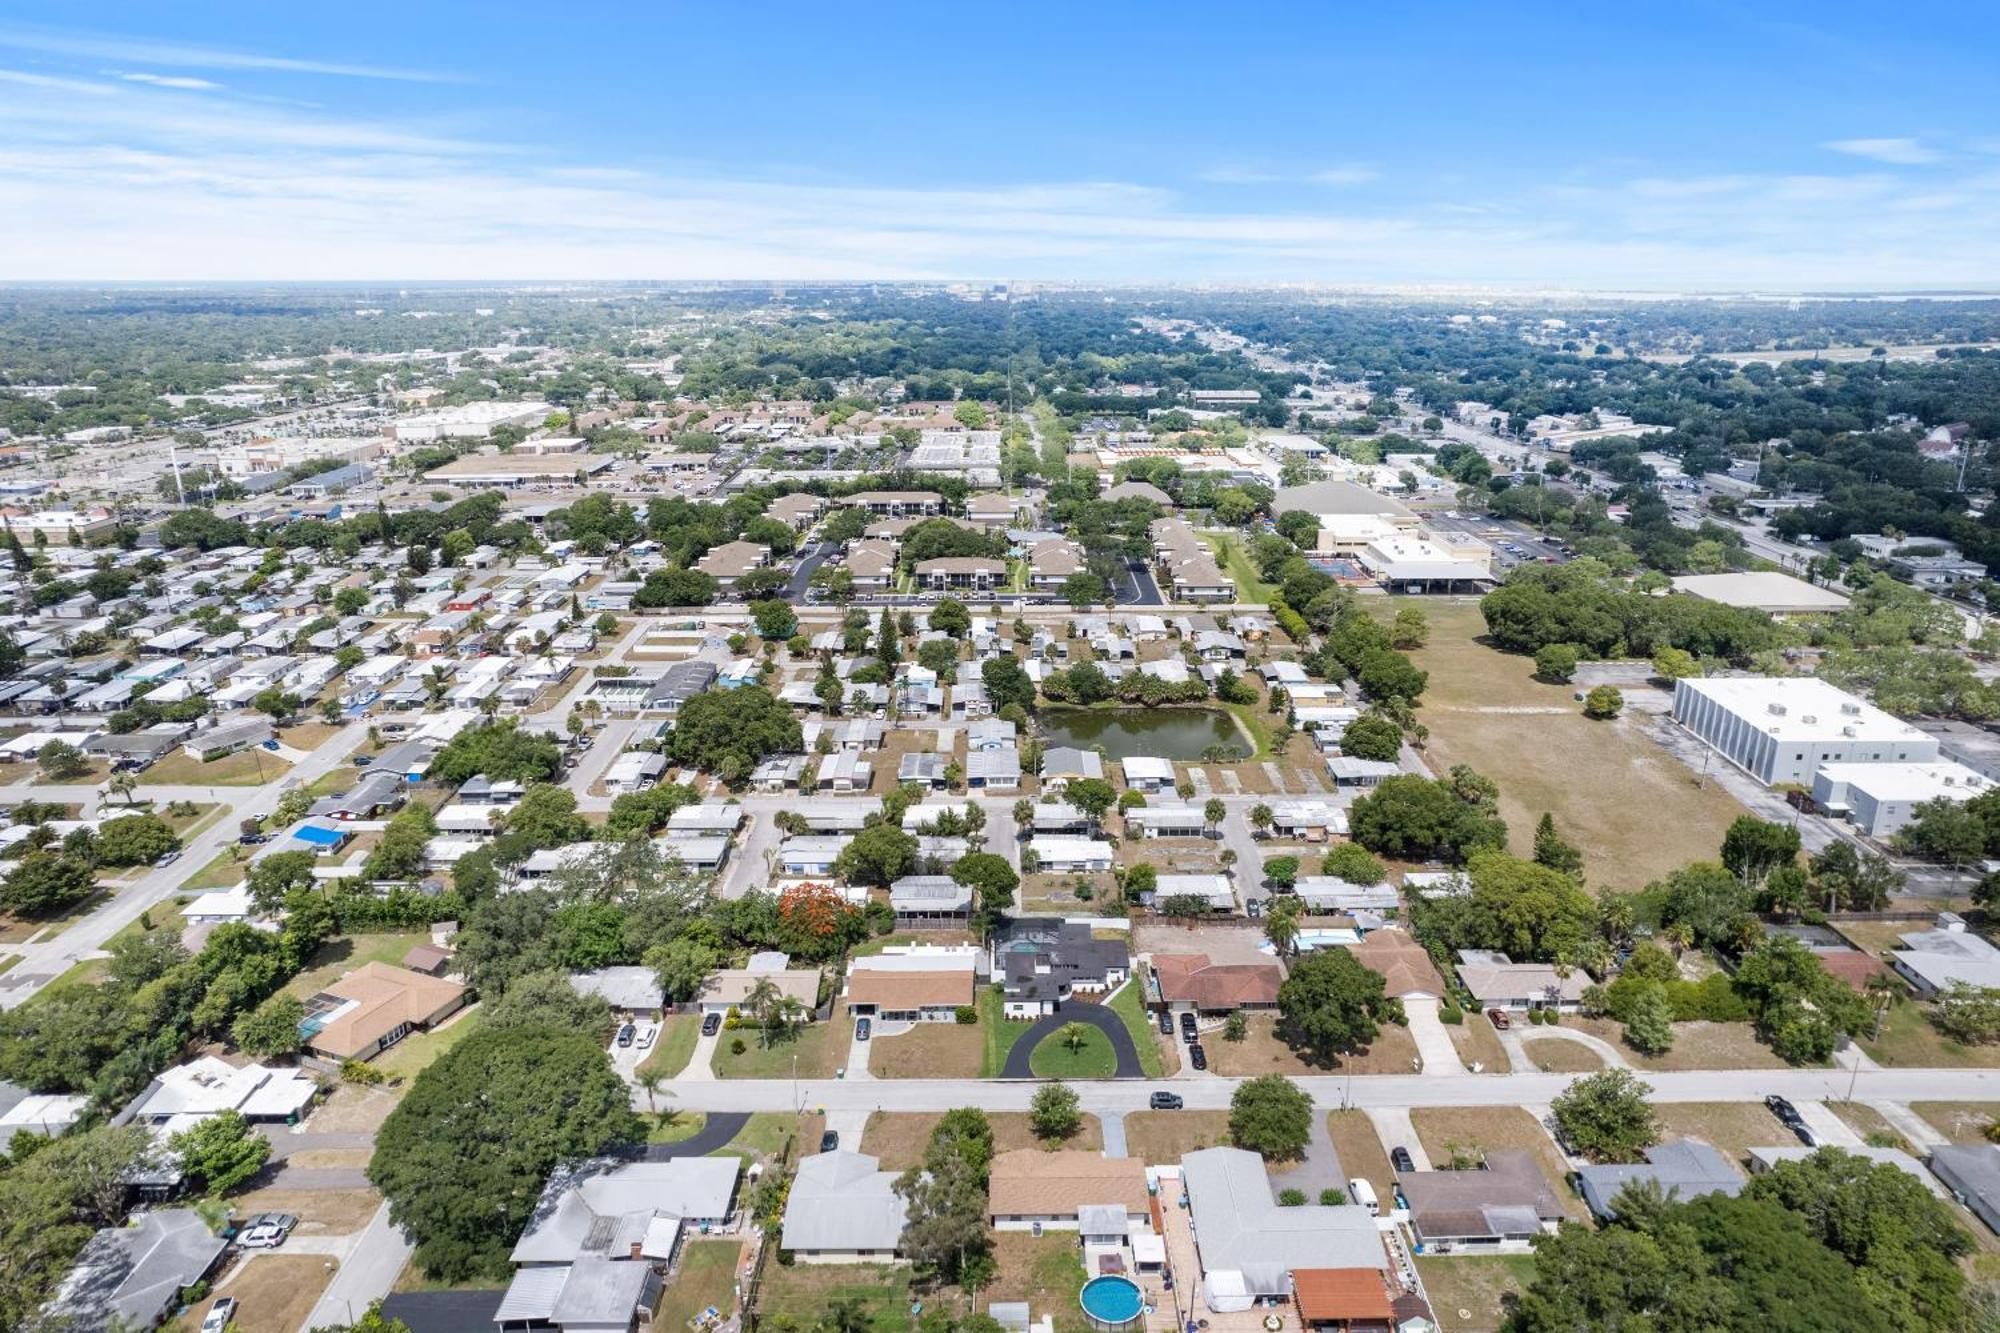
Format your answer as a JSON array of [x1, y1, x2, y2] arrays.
[[194, 1254, 338, 1333], [1826, 1100, 1910, 1149], [1521, 1037, 1604, 1073], [309, 1084, 399, 1134], [1410, 1107, 1585, 1220], [1416, 1255, 1538, 1333], [278, 723, 346, 750], [229, 1187, 381, 1236], [1389, 600, 1751, 890], [1911, 1102, 2000, 1144], [1449, 1013, 1511, 1073], [140, 747, 290, 787], [861, 1111, 1103, 1172], [1327, 1110, 1397, 1203], [1122, 1110, 1231, 1164], [1205, 1013, 1420, 1076], [868, 1021, 985, 1079], [1654, 1102, 1792, 1170], [283, 1148, 373, 1171], [1564, 1016, 1789, 1072]]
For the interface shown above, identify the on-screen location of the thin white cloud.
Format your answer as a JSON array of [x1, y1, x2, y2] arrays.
[[114, 70, 222, 90], [0, 23, 461, 83], [1308, 166, 1379, 186], [1199, 165, 1378, 186], [1825, 137, 1938, 165], [0, 69, 1995, 287]]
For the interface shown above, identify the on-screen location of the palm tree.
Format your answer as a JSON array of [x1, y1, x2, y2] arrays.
[[1265, 897, 1302, 957], [637, 1067, 667, 1120], [1864, 971, 1899, 1042], [103, 772, 138, 808], [1248, 803, 1274, 838], [1059, 1021, 1090, 1055], [1203, 798, 1226, 838], [1663, 922, 1694, 958], [1012, 798, 1034, 832], [743, 978, 782, 1047]]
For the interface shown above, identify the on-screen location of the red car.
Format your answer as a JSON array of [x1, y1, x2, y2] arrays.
[[1486, 1009, 1511, 1030]]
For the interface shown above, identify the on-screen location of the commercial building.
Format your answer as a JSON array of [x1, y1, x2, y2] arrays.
[[1671, 677, 1939, 788], [423, 452, 615, 487], [1810, 760, 1992, 837], [391, 401, 551, 441], [1670, 571, 1851, 614]]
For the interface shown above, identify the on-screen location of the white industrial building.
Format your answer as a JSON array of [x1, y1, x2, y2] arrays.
[[1671, 677, 1939, 787], [390, 401, 552, 442], [1810, 761, 1992, 838]]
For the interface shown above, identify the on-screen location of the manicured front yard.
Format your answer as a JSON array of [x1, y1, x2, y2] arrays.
[[639, 1013, 703, 1080], [1521, 1036, 1603, 1072], [1416, 1254, 1537, 1333], [713, 1013, 846, 1080], [1105, 978, 1167, 1077], [1447, 1012, 1511, 1073], [1028, 1024, 1118, 1078], [981, 986, 1035, 1075], [1859, 995, 2000, 1069]]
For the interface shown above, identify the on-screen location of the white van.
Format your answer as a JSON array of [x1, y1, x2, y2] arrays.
[[1348, 1177, 1379, 1216]]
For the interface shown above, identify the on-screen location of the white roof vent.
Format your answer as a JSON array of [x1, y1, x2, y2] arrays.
[[1767, 703, 1787, 716], [1842, 726, 1857, 737], [1840, 702, 1862, 715], [1801, 715, 1817, 725]]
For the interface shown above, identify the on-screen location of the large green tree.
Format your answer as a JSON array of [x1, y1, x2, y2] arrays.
[[1550, 1068, 1658, 1164], [666, 685, 802, 785], [1228, 1074, 1314, 1161], [370, 1026, 642, 1280], [1276, 948, 1392, 1066]]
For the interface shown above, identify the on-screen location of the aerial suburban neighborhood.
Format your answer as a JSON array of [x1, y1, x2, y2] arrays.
[[3, 9, 2000, 1333]]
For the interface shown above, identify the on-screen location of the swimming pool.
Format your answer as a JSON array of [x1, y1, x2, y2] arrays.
[[1078, 1276, 1145, 1331], [1259, 928, 1362, 954]]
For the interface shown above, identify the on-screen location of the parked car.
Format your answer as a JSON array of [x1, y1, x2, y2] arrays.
[[200, 1298, 238, 1333], [1157, 1011, 1173, 1035], [700, 1012, 721, 1037], [153, 851, 181, 868], [353, 755, 373, 766], [615, 1023, 636, 1048], [636, 1025, 658, 1050], [1390, 1147, 1416, 1174], [1765, 1095, 1817, 1145], [819, 1130, 839, 1153], [1149, 1091, 1184, 1110], [1486, 1009, 1511, 1030], [261, 739, 282, 752], [1188, 1044, 1207, 1071], [855, 1017, 872, 1042], [238, 1213, 296, 1249]]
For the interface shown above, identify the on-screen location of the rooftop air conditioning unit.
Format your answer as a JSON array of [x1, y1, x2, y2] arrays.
[[1840, 702, 1862, 716], [1768, 703, 1787, 716], [1842, 725, 1857, 737], [1802, 715, 1817, 725]]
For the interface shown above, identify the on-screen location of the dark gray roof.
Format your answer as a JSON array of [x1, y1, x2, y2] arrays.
[[1576, 1142, 1743, 1219], [378, 1289, 506, 1333], [49, 1210, 226, 1331]]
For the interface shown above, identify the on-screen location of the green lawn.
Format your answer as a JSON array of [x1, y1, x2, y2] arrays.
[[1201, 532, 1275, 604], [24, 912, 162, 1002], [1222, 701, 1278, 760], [180, 847, 251, 891], [1029, 1024, 1118, 1078], [1859, 994, 2000, 1069], [755, 1261, 914, 1332], [1417, 1254, 1537, 1333], [639, 1014, 703, 1080], [1105, 979, 1164, 1077], [656, 1239, 742, 1333], [284, 931, 433, 999], [645, 1110, 709, 1144], [371, 1005, 481, 1081], [712, 1019, 843, 1080], [981, 986, 1035, 1076]]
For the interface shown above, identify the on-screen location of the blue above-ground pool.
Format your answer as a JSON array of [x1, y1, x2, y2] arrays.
[[1079, 1276, 1145, 1331]]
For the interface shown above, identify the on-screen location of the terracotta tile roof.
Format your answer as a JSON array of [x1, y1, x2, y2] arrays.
[[1150, 953, 1283, 1008], [1349, 928, 1445, 998], [845, 968, 973, 1010], [988, 1151, 1148, 1217], [1292, 1268, 1393, 1323], [307, 961, 466, 1060]]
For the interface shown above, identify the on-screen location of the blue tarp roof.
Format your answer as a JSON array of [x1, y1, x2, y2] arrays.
[[292, 824, 345, 847]]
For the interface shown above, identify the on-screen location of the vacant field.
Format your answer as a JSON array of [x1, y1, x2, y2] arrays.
[[1911, 1102, 2000, 1144], [1654, 1102, 1793, 1169], [869, 1020, 984, 1079], [1410, 1107, 1585, 1220], [1389, 599, 1750, 889], [861, 1111, 1102, 1172], [1417, 1255, 1537, 1333], [713, 1015, 846, 1080], [1327, 1110, 1397, 1203], [310, 1084, 398, 1135], [1449, 1014, 1510, 1073], [1522, 1037, 1604, 1072], [1860, 997, 2000, 1069], [656, 1239, 744, 1333], [279, 723, 347, 751], [140, 747, 291, 787], [284, 931, 433, 999], [1564, 1017, 1790, 1072], [1122, 1110, 1232, 1163], [1206, 1013, 1420, 1076], [193, 1254, 338, 1333]]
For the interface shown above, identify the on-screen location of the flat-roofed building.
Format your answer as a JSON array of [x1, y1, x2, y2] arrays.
[[1811, 760, 1991, 837], [1672, 676, 1939, 787]]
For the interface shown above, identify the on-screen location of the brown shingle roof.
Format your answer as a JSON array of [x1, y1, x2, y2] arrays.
[[307, 961, 466, 1060], [1150, 953, 1283, 1008], [1348, 929, 1445, 998], [988, 1151, 1149, 1217], [845, 968, 973, 1010]]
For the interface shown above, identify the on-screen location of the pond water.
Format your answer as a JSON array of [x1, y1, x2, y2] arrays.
[[1040, 707, 1248, 761]]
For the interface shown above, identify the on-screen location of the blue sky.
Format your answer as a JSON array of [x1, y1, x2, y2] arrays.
[[1, 3, 1997, 287]]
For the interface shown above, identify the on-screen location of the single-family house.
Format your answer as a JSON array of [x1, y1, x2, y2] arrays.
[[1398, 1152, 1565, 1250], [46, 1211, 227, 1333], [781, 1151, 907, 1264], [989, 918, 1129, 1018], [1150, 953, 1283, 1014], [1454, 950, 1589, 1012], [1178, 1147, 1387, 1313], [989, 1151, 1150, 1237], [300, 962, 469, 1065], [1575, 1142, 1744, 1220]]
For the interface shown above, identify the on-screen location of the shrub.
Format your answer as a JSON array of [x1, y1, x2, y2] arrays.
[[1439, 1003, 1464, 1025], [1544, 1008, 1562, 1025], [954, 1005, 978, 1025], [341, 1059, 385, 1085], [1278, 1188, 1307, 1206], [730, 1037, 747, 1055], [1527, 1008, 1545, 1025], [1318, 1188, 1346, 1205]]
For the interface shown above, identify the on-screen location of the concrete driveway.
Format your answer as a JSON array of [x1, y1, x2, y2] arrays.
[[1402, 998, 1467, 1076]]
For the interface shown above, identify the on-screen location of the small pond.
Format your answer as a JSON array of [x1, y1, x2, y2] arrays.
[[1040, 707, 1249, 761]]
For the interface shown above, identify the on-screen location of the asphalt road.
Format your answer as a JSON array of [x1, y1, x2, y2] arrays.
[[997, 1004, 1144, 1079], [784, 541, 834, 600]]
